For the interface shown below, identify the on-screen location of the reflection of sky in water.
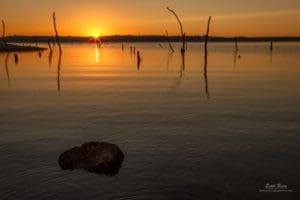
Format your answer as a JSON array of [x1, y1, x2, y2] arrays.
[[0, 42, 300, 200]]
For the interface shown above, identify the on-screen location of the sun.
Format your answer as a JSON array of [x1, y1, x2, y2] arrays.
[[89, 31, 101, 43], [93, 33, 100, 39], [91, 29, 101, 38]]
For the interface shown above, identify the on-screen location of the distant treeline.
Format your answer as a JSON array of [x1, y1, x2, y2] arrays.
[[5, 35, 300, 43]]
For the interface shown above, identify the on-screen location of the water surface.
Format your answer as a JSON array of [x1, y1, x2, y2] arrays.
[[1, 42, 299, 199]]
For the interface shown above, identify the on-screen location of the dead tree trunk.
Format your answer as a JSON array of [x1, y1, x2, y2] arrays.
[[2, 20, 7, 46], [166, 7, 185, 53], [204, 16, 212, 100], [235, 38, 238, 52], [270, 41, 273, 51], [204, 16, 211, 69], [53, 12, 62, 54]]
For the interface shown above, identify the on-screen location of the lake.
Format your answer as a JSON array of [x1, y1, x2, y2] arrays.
[[0, 42, 299, 199]]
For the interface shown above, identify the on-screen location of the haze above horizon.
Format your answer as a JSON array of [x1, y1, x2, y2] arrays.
[[1, 0, 300, 37]]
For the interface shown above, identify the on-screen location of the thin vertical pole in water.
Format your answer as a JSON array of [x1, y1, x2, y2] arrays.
[[47, 40, 53, 51], [235, 38, 238, 52], [52, 12, 62, 93], [48, 40, 53, 66], [14, 53, 19, 64], [1, 20, 7, 47], [5, 53, 10, 87], [270, 41, 273, 51], [204, 16, 211, 69], [204, 16, 211, 100], [137, 51, 141, 70], [53, 12, 62, 54], [1, 20, 5, 42], [57, 52, 62, 93]]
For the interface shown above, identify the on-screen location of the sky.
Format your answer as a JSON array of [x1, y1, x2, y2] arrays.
[[0, 0, 300, 37]]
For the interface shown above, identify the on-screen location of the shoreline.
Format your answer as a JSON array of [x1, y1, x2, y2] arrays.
[[4, 35, 300, 44], [0, 42, 47, 52]]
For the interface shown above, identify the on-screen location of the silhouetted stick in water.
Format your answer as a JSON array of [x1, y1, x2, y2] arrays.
[[53, 12, 62, 54], [57, 52, 62, 93], [48, 40, 53, 66], [1, 20, 4, 42], [181, 47, 185, 71], [165, 30, 174, 53], [122, 43, 124, 51], [137, 51, 141, 70], [204, 16, 212, 56], [166, 7, 185, 53], [1, 20, 8, 47], [52, 12, 62, 93], [48, 40, 53, 51], [235, 38, 238, 52], [204, 16, 211, 100], [203, 64, 210, 99], [133, 46, 136, 54], [14, 53, 18, 64], [5, 53, 10, 87], [270, 41, 273, 51], [159, 43, 163, 48]]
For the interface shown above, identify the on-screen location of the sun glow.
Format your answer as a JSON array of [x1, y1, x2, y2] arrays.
[[88, 31, 101, 43], [93, 33, 100, 39], [91, 29, 102, 39]]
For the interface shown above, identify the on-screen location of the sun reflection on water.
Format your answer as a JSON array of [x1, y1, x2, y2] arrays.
[[95, 44, 99, 63]]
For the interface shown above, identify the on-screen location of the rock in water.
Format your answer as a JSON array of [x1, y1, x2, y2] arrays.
[[58, 142, 124, 176]]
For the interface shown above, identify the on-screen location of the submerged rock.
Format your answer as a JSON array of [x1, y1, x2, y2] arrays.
[[58, 142, 124, 176]]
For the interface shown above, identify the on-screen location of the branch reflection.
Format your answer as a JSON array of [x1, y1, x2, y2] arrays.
[[4, 53, 10, 87]]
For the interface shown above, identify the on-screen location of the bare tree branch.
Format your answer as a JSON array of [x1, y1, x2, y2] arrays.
[[166, 7, 184, 36], [204, 16, 211, 56], [204, 16, 212, 100], [2, 20, 7, 46], [53, 12, 62, 54]]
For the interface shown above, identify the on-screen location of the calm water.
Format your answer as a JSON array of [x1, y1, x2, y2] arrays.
[[0, 42, 300, 199]]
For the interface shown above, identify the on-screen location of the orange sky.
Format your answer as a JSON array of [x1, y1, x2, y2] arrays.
[[0, 0, 299, 37]]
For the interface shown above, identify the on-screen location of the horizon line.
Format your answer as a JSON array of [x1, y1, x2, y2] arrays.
[[5, 34, 300, 38]]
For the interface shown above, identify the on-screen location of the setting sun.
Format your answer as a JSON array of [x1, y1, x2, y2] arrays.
[[92, 32, 100, 39]]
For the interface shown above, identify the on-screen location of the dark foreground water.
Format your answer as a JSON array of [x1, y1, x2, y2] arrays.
[[0, 43, 299, 199]]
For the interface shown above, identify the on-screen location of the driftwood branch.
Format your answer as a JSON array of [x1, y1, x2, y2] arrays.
[[166, 7, 185, 52], [165, 30, 174, 53], [204, 16, 212, 100], [57, 52, 62, 93], [270, 41, 273, 51], [2, 20, 5, 42], [47, 40, 53, 51], [52, 12, 62, 93], [53, 12, 62, 54], [204, 16, 211, 56], [137, 51, 141, 70], [2, 20, 7, 46], [166, 7, 184, 36], [5, 53, 10, 87], [235, 38, 238, 52]]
